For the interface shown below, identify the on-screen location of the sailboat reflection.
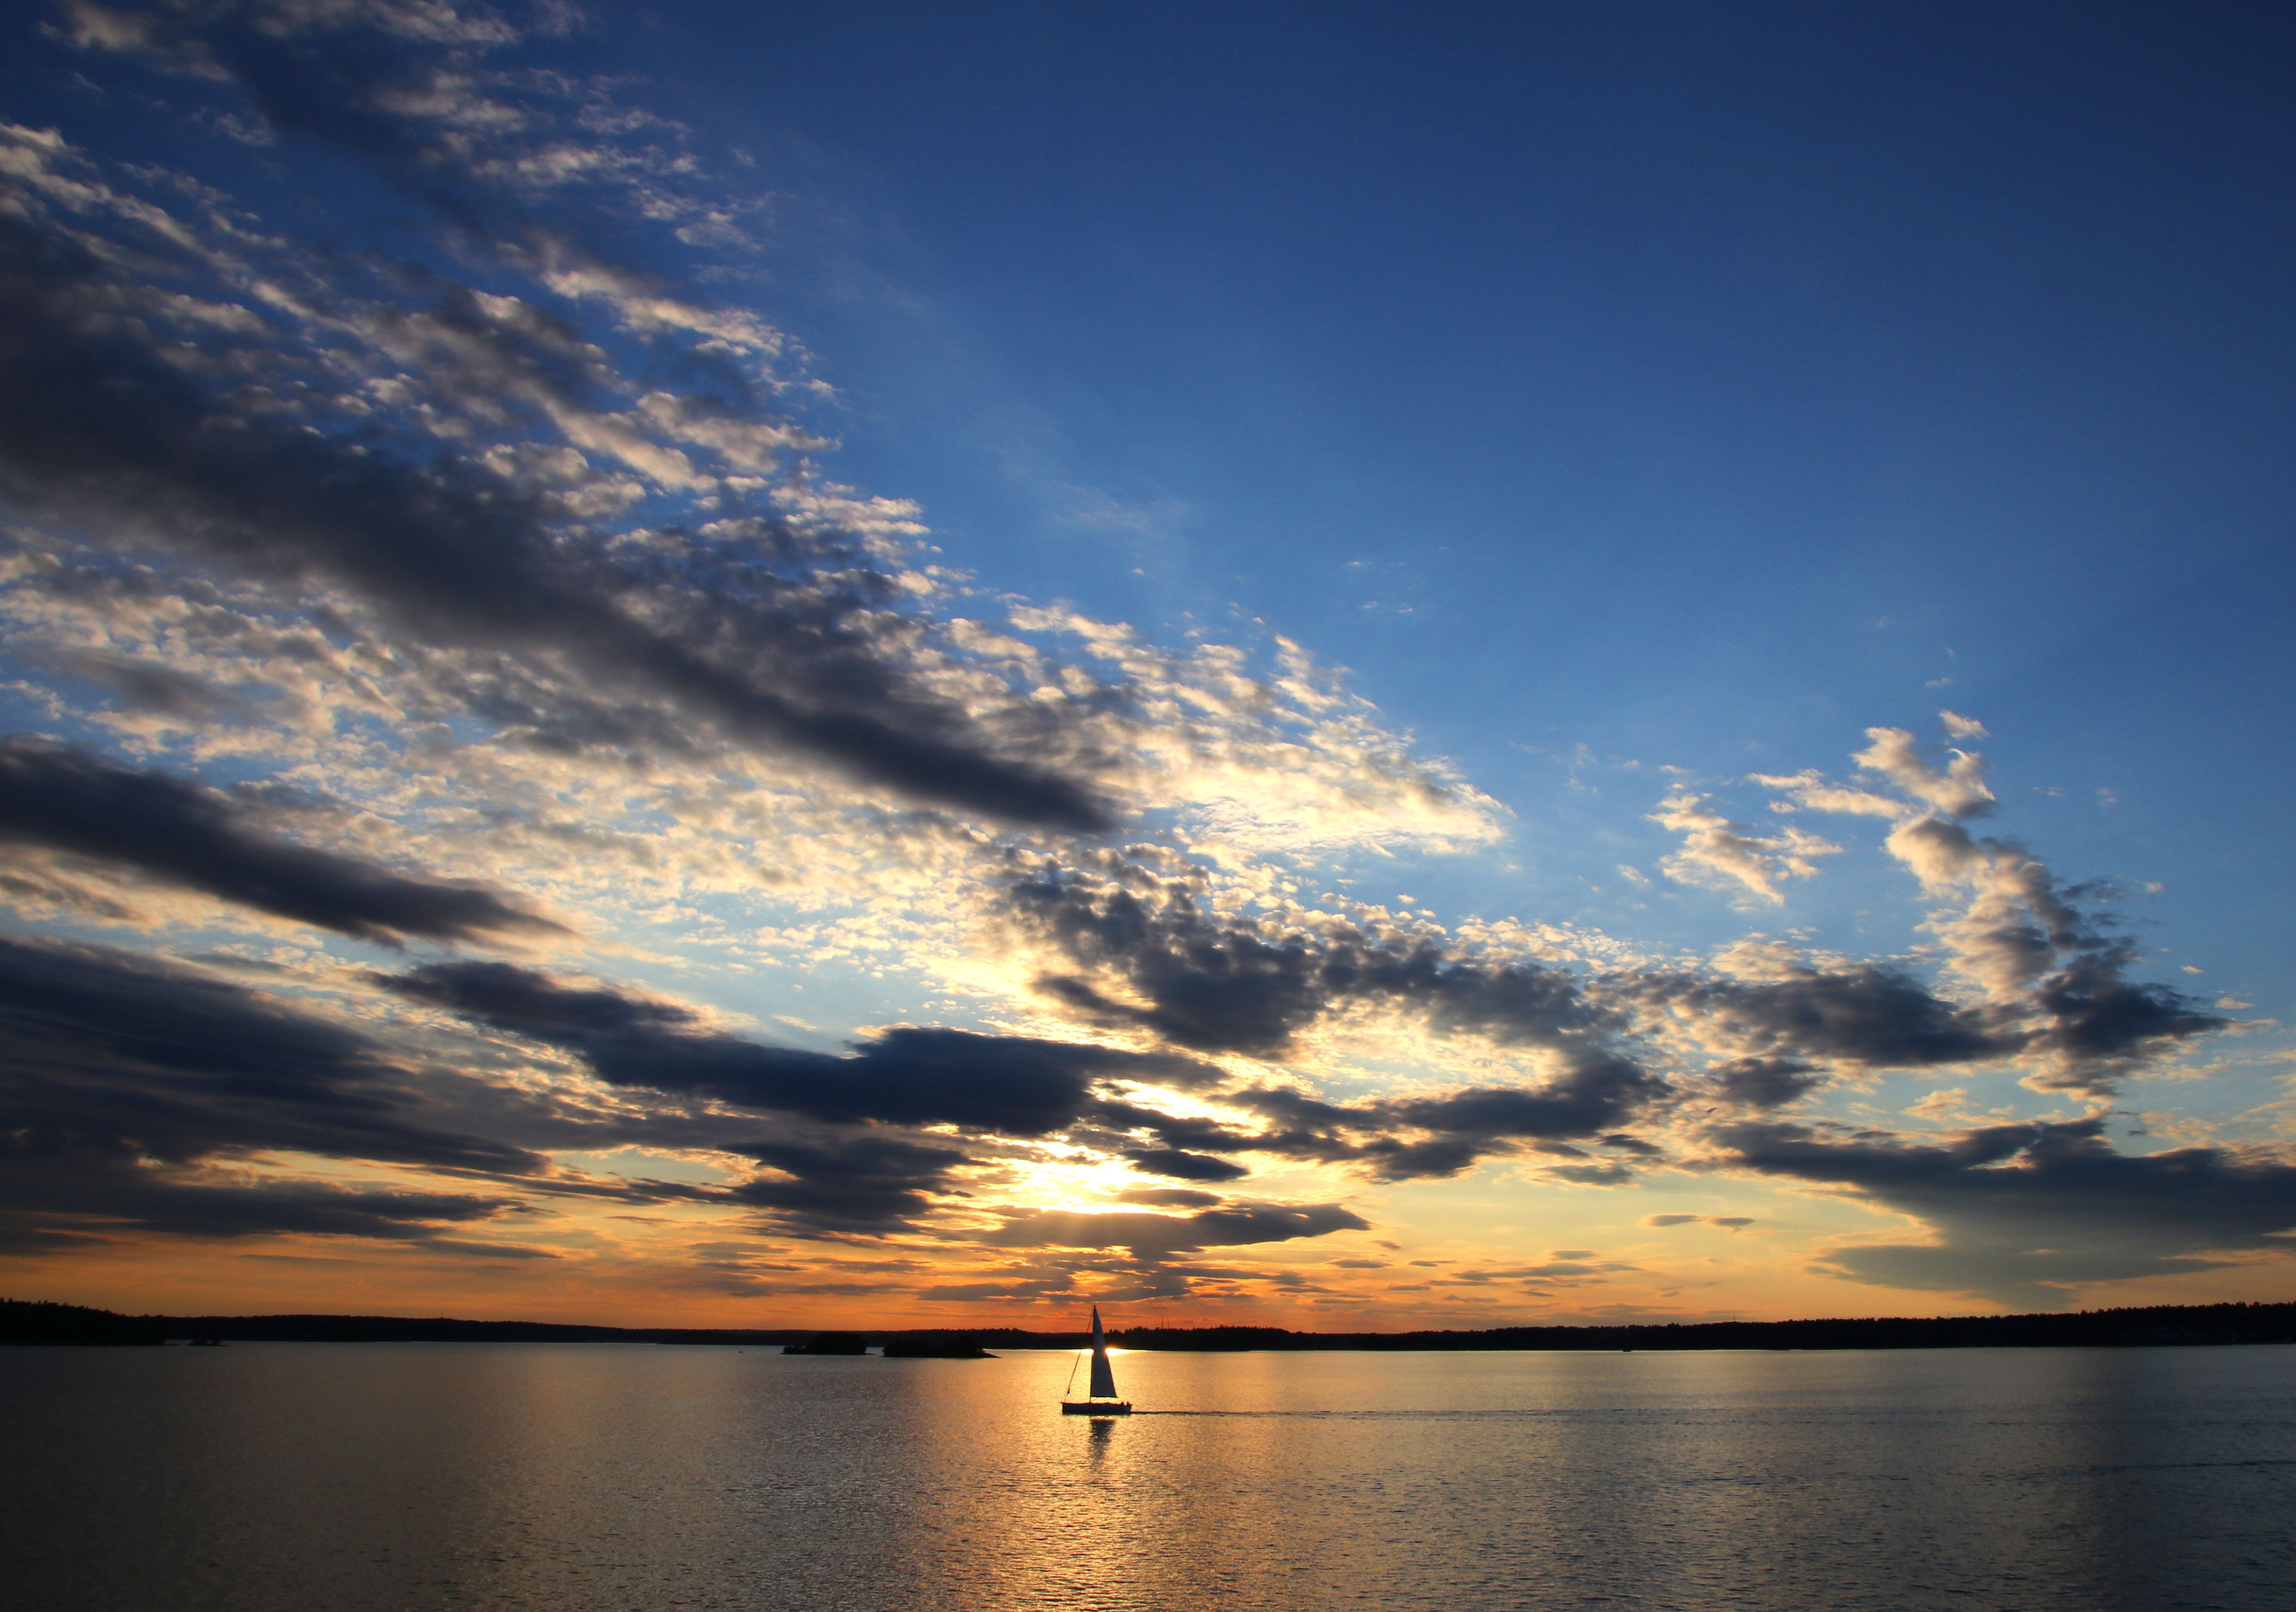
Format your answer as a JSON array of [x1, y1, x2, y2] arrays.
[[1058, 1306, 1133, 1416]]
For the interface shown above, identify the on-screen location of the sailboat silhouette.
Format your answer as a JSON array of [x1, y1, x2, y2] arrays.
[[1059, 1305, 1133, 1415]]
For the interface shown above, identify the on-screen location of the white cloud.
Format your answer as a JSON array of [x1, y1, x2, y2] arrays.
[[1854, 726, 1996, 817], [1749, 769, 1906, 818], [1652, 794, 1840, 904]]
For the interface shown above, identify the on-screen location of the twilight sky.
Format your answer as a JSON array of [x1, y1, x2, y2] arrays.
[[3, 0, 2292, 1328]]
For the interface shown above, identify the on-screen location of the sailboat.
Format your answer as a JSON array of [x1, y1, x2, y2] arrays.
[[1059, 1305, 1133, 1415]]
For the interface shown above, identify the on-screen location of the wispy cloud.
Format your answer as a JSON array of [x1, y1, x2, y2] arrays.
[[0, 739, 564, 945], [1652, 792, 1841, 903]]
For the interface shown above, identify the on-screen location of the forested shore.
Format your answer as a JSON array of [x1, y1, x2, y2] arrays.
[[7, 1296, 2292, 1349]]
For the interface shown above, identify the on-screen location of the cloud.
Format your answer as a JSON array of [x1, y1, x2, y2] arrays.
[[0, 932, 564, 1249], [50, 649, 248, 719], [1876, 816, 2221, 1092], [1622, 957, 2014, 1072], [1081, 1096, 1258, 1155], [376, 959, 1222, 1136], [1540, 1160, 1637, 1186], [0, 738, 563, 945], [1, 1167, 539, 1254], [1374, 1067, 1666, 1169], [1121, 1147, 1251, 1182], [63, 4, 624, 218], [1749, 770, 1905, 818], [1006, 848, 1628, 1066], [1003, 825, 2219, 1177], [727, 1132, 972, 1236], [1730, 730, 2222, 1096], [1002, 612, 1505, 856], [1651, 793, 1840, 903], [982, 1202, 1371, 1259], [0, 125, 1113, 829], [1700, 1056, 1824, 1110], [1113, 1186, 1225, 1209], [0, 96, 1498, 855], [0, 936, 537, 1171], [1176, 1067, 1674, 1187], [1758, 726, 1997, 824], [1853, 727, 1996, 817], [0, 932, 798, 1251], [1710, 1116, 2296, 1308]]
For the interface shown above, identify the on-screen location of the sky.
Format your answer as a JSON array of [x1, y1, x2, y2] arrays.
[[1, 0, 2292, 1330]]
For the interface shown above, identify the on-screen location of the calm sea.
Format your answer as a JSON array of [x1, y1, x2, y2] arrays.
[[4, 1342, 2290, 1611]]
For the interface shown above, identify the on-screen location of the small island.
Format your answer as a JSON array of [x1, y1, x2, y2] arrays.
[[782, 1331, 870, 1356]]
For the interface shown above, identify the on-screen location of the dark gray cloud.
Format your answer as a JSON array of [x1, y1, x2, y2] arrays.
[[1700, 1056, 1824, 1110], [1082, 1096, 1257, 1152], [1094, 1069, 1661, 1185], [1121, 1147, 1250, 1182], [1114, 1186, 1225, 1208], [982, 1202, 1371, 1260], [0, 933, 563, 1249], [378, 955, 1610, 1226], [1622, 963, 2015, 1071], [1657, 928, 2226, 1100], [1220, 1085, 1376, 1164], [0, 738, 562, 946], [1127, 1083, 1586, 1185], [0, 132, 1113, 829], [0, 936, 540, 1174], [1011, 847, 2225, 1160], [0, 932, 845, 1249], [1868, 817, 2226, 1093], [1540, 1159, 1638, 1187], [1011, 856, 1608, 1059], [377, 960, 1222, 1136], [53, 649, 246, 719], [1709, 1116, 2296, 1309], [1264, 1088, 1667, 1184], [1599, 1131, 1665, 1157], [1380, 1061, 1667, 1150], [0, 1159, 538, 1256], [79, 2, 677, 240], [1006, 855, 1666, 1177], [726, 1133, 973, 1236], [2022, 944, 2225, 1087], [190, 10, 554, 195]]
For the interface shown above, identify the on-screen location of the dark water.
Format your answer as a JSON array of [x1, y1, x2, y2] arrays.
[[5, 1343, 2291, 1611]]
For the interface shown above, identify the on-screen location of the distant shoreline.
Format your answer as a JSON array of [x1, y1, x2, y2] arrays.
[[6, 1296, 2292, 1349]]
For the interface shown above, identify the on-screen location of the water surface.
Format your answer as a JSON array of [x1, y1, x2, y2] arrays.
[[6, 1343, 2289, 1610]]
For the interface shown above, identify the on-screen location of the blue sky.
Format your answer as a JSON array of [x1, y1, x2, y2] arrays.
[[624, 0, 2296, 957], [1, 1, 2291, 1326]]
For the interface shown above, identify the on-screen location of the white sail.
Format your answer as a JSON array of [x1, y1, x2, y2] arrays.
[[1088, 1305, 1117, 1399]]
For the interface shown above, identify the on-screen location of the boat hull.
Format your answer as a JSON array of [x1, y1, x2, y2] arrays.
[[1060, 1400, 1133, 1415]]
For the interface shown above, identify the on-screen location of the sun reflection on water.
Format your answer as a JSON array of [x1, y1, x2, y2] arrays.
[[13, 1344, 2286, 1611]]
